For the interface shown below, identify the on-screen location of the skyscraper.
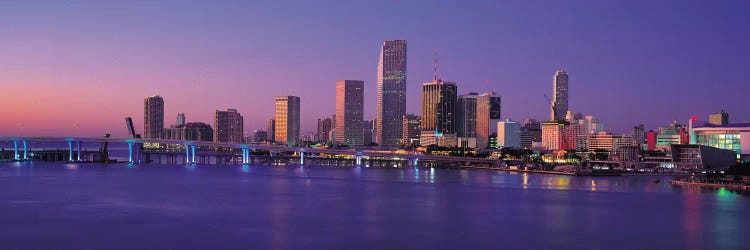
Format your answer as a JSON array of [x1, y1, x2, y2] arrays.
[[402, 114, 421, 146], [477, 92, 501, 149], [376, 40, 407, 147], [267, 119, 276, 143], [363, 120, 375, 146], [457, 93, 478, 139], [316, 117, 333, 144], [551, 70, 569, 121], [176, 113, 186, 126], [213, 109, 243, 143], [143, 95, 164, 139], [420, 80, 458, 147], [632, 124, 645, 146], [709, 110, 729, 125], [275, 96, 301, 146], [335, 80, 365, 146]]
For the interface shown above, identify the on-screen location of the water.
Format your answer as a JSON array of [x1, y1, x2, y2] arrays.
[[1, 162, 748, 250]]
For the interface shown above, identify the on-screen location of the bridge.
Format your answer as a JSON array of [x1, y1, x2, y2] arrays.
[[0, 136, 499, 168]]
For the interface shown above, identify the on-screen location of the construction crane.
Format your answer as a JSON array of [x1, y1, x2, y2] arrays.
[[544, 94, 552, 105]]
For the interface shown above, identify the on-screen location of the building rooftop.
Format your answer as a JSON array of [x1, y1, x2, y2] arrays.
[[693, 122, 750, 129]]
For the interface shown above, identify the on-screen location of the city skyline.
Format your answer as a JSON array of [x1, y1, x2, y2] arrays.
[[1, 1, 749, 137]]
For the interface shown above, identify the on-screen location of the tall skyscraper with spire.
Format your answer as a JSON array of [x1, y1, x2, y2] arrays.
[[376, 40, 407, 147], [551, 70, 569, 121]]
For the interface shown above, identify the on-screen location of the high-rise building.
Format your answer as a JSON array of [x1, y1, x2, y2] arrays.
[[477, 92, 501, 149], [336, 80, 365, 146], [560, 122, 579, 150], [363, 120, 375, 146], [457, 93, 478, 138], [420, 80, 458, 147], [214, 109, 244, 143], [376, 40, 407, 147], [317, 117, 333, 144], [176, 113, 186, 126], [551, 70, 569, 121], [402, 114, 421, 146], [542, 121, 563, 150], [632, 124, 645, 146], [709, 110, 729, 126], [164, 122, 213, 142], [497, 120, 521, 148], [275, 96, 301, 146], [144, 95, 164, 139], [267, 119, 276, 143]]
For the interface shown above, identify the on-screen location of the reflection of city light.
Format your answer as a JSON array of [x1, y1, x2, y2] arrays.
[[591, 180, 597, 191], [522, 173, 528, 188], [65, 164, 78, 170]]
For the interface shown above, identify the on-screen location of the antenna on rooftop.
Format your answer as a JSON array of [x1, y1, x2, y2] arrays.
[[433, 49, 438, 81]]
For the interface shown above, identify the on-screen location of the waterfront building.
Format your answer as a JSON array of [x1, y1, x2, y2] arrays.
[[267, 119, 276, 143], [497, 120, 521, 148], [420, 80, 457, 147], [551, 70, 568, 121], [656, 121, 689, 150], [670, 144, 737, 170], [691, 122, 750, 160], [363, 120, 375, 145], [580, 132, 635, 161], [457, 93, 478, 140], [561, 123, 579, 150], [376, 39, 408, 147], [183, 122, 213, 142], [144, 95, 164, 139], [632, 124, 645, 146], [317, 117, 333, 144], [335, 80, 365, 146], [646, 130, 658, 150], [542, 121, 564, 150], [709, 110, 729, 126], [176, 113, 186, 126], [214, 109, 243, 143], [520, 118, 542, 148], [275, 96, 301, 146], [477, 92, 501, 149], [250, 130, 268, 143], [402, 114, 421, 146]]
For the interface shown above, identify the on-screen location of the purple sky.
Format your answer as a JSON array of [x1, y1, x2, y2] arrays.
[[1, 0, 748, 137]]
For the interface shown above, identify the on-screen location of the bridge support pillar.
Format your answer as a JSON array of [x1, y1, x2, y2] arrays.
[[13, 140, 19, 161], [191, 145, 196, 164], [76, 141, 81, 161], [68, 141, 73, 161], [184, 143, 190, 164], [242, 148, 249, 164], [356, 155, 362, 166], [23, 140, 28, 160], [128, 142, 134, 163], [300, 151, 304, 165]]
